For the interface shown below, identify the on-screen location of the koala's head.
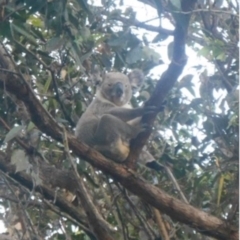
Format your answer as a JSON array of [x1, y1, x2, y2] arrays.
[[98, 69, 145, 106], [100, 72, 132, 106]]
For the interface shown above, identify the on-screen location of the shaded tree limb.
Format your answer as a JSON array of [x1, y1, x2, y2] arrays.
[[62, 128, 115, 240]]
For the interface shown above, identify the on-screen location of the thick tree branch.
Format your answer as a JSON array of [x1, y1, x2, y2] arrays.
[[126, 0, 192, 168]]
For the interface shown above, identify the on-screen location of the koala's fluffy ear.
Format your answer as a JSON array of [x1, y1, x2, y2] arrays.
[[128, 69, 145, 93], [90, 65, 105, 85]]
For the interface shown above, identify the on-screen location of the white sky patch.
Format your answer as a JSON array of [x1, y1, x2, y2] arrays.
[[0, 204, 6, 233], [0, 221, 6, 234]]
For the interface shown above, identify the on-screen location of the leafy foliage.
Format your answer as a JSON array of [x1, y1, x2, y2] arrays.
[[0, 0, 238, 239]]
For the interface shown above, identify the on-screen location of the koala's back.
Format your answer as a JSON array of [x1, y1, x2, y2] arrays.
[[75, 98, 116, 146]]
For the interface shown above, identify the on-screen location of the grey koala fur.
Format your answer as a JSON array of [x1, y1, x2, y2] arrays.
[[75, 69, 163, 170]]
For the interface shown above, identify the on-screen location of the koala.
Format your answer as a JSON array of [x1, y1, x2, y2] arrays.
[[75, 70, 163, 170]]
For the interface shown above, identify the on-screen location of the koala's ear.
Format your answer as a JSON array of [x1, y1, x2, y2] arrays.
[[90, 65, 106, 86], [128, 69, 145, 93]]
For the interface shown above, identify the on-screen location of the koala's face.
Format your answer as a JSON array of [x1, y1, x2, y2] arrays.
[[100, 72, 132, 106]]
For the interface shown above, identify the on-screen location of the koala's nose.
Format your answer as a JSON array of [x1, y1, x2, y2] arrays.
[[114, 82, 124, 96]]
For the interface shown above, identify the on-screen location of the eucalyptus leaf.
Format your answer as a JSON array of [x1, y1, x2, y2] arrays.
[[4, 125, 25, 143], [170, 0, 181, 10], [11, 23, 38, 46], [46, 37, 66, 52], [126, 45, 143, 64]]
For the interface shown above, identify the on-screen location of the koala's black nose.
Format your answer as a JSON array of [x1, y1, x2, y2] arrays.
[[114, 82, 124, 96]]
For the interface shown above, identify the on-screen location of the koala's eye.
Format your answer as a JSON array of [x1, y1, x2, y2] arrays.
[[108, 83, 112, 87]]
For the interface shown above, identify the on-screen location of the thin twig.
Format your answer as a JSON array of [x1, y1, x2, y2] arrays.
[[116, 183, 156, 240], [50, 68, 75, 127]]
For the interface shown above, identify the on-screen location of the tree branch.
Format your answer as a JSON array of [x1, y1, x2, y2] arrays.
[[126, 0, 192, 168], [62, 129, 115, 240], [0, 152, 96, 239], [109, 14, 173, 35]]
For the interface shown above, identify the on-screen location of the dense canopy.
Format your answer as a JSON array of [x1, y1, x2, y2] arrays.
[[0, 0, 238, 240]]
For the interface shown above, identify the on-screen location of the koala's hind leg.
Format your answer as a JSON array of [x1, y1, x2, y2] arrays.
[[94, 114, 142, 162]]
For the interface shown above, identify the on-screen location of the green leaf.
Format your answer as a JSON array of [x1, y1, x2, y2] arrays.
[[126, 45, 160, 65], [142, 46, 160, 64], [198, 46, 211, 58], [43, 74, 52, 93], [152, 32, 169, 43], [0, 21, 11, 38], [170, 0, 181, 10], [27, 15, 44, 28], [49, 99, 58, 110], [75, 101, 83, 116], [26, 122, 35, 132], [75, 0, 92, 16], [80, 26, 91, 40], [179, 74, 195, 96], [126, 45, 143, 64], [68, 41, 85, 69], [4, 125, 25, 143], [11, 23, 38, 46], [45, 37, 66, 52], [107, 35, 126, 48]]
